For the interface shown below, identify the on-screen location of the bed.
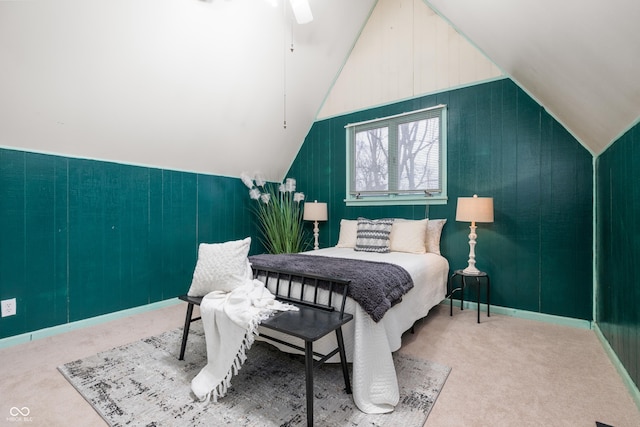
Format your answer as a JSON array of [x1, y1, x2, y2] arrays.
[[250, 218, 450, 414]]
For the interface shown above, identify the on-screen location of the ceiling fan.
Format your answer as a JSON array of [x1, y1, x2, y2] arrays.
[[289, 0, 313, 24], [265, 0, 313, 24]]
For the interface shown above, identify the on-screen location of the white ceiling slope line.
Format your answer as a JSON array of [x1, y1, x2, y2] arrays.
[[312, 1, 380, 122], [599, 114, 640, 158], [425, 0, 640, 156], [422, 0, 594, 156]]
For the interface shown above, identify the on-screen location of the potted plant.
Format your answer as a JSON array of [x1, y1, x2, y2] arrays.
[[241, 173, 309, 254]]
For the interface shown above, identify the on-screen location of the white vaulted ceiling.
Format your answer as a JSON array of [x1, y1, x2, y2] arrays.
[[1, 0, 639, 182], [425, 0, 640, 155], [0, 0, 376, 181]]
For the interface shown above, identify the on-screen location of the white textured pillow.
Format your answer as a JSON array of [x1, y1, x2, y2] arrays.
[[336, 219, 358, 248], [354, 218, 394, 253], [425, 219, 447, 255], [187, 237, 252, 296], [389, 219, 428, 254]]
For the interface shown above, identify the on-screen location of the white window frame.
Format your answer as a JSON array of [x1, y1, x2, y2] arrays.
[[344, 104, 448, 206]]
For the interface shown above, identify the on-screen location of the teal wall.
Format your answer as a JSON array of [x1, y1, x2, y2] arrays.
[[596, 122, 640, 391], [0, 78, 596, 341], [289, 79, 593, 320], [0, 148, 256, 339]]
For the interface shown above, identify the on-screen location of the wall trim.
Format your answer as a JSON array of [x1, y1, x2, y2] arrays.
[[424, 1, 595, 158], [0, 298, 181, 350], [3, 297, 636, 411], [316, 76, 508, 122], [597, 115, 640, 157], [441, 299, 593, 330], [593, 323, 640, 411], [592, 156, 598, 322], [0, 145, 240, 180]]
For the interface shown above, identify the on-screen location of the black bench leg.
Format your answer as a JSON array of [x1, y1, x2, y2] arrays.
[[179, 303, 194, 361], [335, 327, 352, 394], [304, 340, 314, 427]]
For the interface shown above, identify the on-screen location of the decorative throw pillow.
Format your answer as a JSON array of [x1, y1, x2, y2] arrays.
[[354, 218, 394, 253], [425, 219, 447, 255], [187, 237, 252, 296], [389, 219, 428, 254], [336, 219, 358, 248]]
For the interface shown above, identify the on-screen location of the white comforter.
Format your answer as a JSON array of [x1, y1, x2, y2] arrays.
[[255, 247, 449, 414]]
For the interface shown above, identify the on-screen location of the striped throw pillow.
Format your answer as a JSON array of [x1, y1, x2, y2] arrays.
[[354, 218, 395, 253]]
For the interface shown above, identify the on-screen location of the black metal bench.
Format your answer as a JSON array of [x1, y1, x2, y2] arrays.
[[178, 264, 353, 427]]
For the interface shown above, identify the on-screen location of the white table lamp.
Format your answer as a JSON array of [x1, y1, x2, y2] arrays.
[[303, 201, 327, 250], [456, 195, 494, 275]]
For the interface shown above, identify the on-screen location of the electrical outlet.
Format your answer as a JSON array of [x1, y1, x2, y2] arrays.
[[1, 298, 16, 317]]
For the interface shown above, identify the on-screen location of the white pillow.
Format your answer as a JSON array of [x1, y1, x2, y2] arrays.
[[389, 219, 428, 254], [425, 219, 447, 255], [335, 219, 358, 248], [187, 237, 252, 296]]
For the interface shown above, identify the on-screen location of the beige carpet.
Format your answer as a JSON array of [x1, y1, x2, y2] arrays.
[[0, 302, 639, 426]]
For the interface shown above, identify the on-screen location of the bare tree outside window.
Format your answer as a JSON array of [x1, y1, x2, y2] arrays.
[[346, 104, 446, 204], [397, 117, 440, 191], [354, 127, 388, 192]]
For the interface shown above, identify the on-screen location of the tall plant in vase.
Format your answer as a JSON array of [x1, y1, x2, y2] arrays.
[[241, 172, 309, 254]]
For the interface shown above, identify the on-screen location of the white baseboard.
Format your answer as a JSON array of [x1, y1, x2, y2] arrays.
[[0, 298, 181, 350]]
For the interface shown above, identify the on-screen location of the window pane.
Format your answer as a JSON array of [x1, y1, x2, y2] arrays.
[[354, 127, 388, 192], [345, 104, 446, 204], [397, 117, 440, 191]]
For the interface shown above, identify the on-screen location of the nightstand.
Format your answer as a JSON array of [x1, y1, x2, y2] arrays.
[[448, 269, 490, 323]]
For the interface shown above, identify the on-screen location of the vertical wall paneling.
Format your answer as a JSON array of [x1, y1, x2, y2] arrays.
[[514, 87, 542, 313], [147, 168, 164, 304], [120, 165, 153, 308], [0, 150, 254, 339], [160, 170, 198, 301], [289, 79, 593, 320], [597, 122, 640, 391], [0, 150, 27, 334], [24, 153, 68, 331]]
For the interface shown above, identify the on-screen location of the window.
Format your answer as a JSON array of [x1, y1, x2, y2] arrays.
[[345, 104, 447, 206]]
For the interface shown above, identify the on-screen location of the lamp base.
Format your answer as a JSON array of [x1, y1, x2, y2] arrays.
[[464, 223, 480, 275], [462, 265, 482, 275], [312, 220, 320, 250]]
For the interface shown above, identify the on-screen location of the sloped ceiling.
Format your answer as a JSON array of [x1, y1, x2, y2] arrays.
[[2, 0, 638, 183], [426, 0, 640, 155], [0, 0, 376, 181]]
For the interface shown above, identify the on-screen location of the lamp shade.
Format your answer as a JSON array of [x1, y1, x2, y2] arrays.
[[303, 201, 327, 221], [456, 195, 494, 223]]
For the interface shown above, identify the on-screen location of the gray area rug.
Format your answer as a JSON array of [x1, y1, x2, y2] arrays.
[[58, 322, 450, 426]]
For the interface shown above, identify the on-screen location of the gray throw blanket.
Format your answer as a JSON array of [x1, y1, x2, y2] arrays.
[[248, 253, 413, 322]]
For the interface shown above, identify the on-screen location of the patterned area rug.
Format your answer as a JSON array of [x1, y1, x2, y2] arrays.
[[58, 322, 450, 426]]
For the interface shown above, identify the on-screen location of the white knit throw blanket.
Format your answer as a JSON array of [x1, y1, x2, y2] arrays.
[[191, 278, 298, 402]]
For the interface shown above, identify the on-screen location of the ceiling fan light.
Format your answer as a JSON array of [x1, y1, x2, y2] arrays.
[[289, 0, 313, 24]]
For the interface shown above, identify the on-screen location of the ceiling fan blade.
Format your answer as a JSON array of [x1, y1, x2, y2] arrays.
[[289, 0, 313, 24]]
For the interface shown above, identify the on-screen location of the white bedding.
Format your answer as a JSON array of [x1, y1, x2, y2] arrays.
[[255, 247, 449, 414]]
